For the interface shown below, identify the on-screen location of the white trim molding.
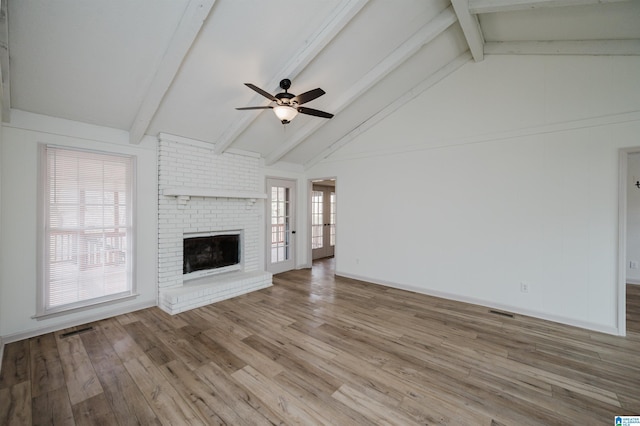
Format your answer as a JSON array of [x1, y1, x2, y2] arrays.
[[616, 147, 640, 337], [129, 0, 216, 144], [337, 271, 621, 336], [451, 0, 485, 62], [163, 187, 266, 200], [468, 0, 629, 14], [484, 40, 640, 56], [0, 300, 156, 345]]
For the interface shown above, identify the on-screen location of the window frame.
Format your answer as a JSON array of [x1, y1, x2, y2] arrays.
[[36, 144, 137, 318]]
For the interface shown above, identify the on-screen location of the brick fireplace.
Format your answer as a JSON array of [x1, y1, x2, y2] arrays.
[[157, 133, 272, 314]]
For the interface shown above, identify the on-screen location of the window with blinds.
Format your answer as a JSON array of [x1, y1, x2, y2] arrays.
[[40, 145, 135, 315]]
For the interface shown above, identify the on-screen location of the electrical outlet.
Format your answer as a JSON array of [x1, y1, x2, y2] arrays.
[[631, 261, 639, 269], [520, 282, 529, 293]]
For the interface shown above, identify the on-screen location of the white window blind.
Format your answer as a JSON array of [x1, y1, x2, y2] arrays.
[[41, 146, 134, 315]]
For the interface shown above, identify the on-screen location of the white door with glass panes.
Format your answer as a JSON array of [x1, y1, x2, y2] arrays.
[[266, 178, 296, 274], [311, 184, 335, 260]]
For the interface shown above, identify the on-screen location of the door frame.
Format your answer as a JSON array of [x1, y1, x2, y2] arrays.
[[265, 177, 296, 274], [617, 147, 640, 337], [311, 184, 335, 260], [307, 177, 337, 266]]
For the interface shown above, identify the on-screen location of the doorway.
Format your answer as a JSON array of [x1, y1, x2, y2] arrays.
[[621, 149, 640, 335], [310, 179, 336, 261], [266, 178, 296, 274]]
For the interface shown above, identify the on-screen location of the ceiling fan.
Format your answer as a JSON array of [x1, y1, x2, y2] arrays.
[[236, 79, 334, 124]]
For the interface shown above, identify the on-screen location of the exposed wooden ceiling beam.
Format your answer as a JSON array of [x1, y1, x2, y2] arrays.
[[0, 0, 10, 122], [451, 0, 485, 62], [213, 0, 369, 156], [265, 5, 458, 167], [129, 0, 216, 144], [485, 39, 640, 55], [469, 0, 629, 14], [304, 52, 472, 170]]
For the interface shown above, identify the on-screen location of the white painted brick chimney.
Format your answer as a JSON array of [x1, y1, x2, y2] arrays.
[[157, 133, 271, 314]]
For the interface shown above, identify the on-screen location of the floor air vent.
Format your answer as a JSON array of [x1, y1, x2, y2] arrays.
[[489, 310, 515, 318], [60, 326, 94, 338]]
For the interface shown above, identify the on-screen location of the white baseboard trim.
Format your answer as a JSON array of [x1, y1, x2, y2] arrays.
[[0, 300, 157, 345], [336, 271, 621, 336], [626, 278, 640, 285]]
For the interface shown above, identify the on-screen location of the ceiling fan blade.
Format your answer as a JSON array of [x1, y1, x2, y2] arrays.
[[244, 83, 278, 102], [292, 88, 325, 105], [297, 106, 334, 119], [235, 106, 273, 110]]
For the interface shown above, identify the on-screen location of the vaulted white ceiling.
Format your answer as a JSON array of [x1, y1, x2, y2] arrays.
[[3, 0, 639, 168]]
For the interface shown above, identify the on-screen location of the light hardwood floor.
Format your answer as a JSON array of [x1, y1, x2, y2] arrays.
[[1, 259, 639, 425]]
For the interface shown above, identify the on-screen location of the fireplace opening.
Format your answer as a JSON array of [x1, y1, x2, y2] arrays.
[[183, 231, 242, 280]]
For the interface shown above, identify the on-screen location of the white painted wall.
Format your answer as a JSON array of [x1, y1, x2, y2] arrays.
[[308, 55, 640, 334], [0, 111, 158, 341], [627, 152, 640, 284]]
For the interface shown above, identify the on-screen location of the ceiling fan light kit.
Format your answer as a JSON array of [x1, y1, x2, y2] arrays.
[[273, 105, 298, 124], [237, 78, 334, 125]]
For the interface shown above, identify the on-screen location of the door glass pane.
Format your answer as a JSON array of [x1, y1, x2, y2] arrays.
[[271, 186, 290, 263], [312, 190, 323, 249], [330, 191, 336, 247]]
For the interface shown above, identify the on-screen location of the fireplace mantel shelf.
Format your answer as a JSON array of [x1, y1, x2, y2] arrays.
[[163, 187, 267, 205]]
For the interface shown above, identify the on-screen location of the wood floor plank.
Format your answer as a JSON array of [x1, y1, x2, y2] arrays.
[[160, 359, 250, 426], [0, 381, 31, 426], [96, 364, 161, 426], [242, 334, 342, 396], [234, 297, 297, 328], [80, 326, 161, 426], [71, 393, 116, 426], [29, 333, 66, 398], [55, 333, 103, 406], [398, 386, 495, 425], [331, 383, 420, 425], [273, 370, 374, 425], [115, 312, 140, 326], [144, 307, 190, 330], [153, 326, 212, 371], [319, 351, 412, 406], [124, 354, 205, 425], [191, 305, 255, 340], [203, 326, 282, 378], [96, 318, 146, 363], [31, 386, 75, 426], [122, 321, 176, 367], [0, 340, 30, 389], [180, 330, 246, 375], [195, 361, 284, 425], [252, 320, 341, 368], [231, 365, 333, 425], [506, 349, 623, 407]]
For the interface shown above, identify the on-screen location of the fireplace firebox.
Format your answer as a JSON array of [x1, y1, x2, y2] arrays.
[[183, 231, 242, 280]]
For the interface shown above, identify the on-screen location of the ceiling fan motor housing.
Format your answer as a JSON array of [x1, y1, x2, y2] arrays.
[[275, 92, 295, 105], [279, 79, 292, 91]]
